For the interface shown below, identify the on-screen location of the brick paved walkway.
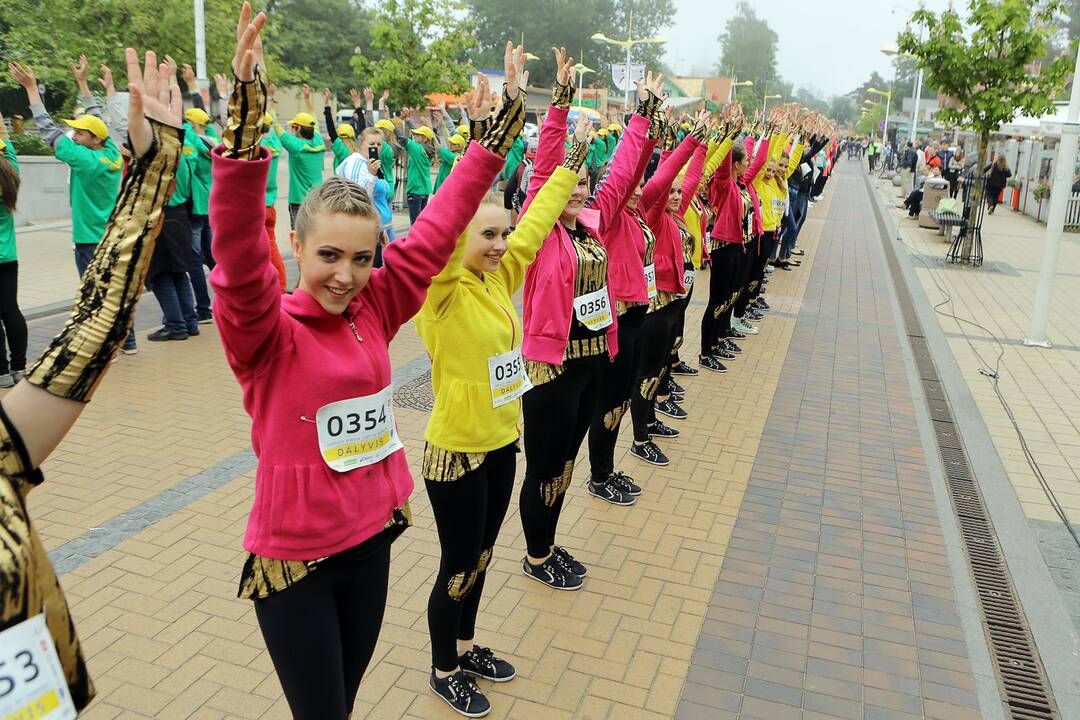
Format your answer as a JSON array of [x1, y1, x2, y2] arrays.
[[10, 161, 1015, 718], [676, 165, 985, 720]]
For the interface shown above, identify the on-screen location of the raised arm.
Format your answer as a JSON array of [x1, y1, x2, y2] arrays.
[[741, 133, 772, 185], [366, 41, 527, 338], [4, 48, 183, 470], [785, 140, 805, 179], [679, 141, 708, 217], [641, 109, 706, 213], [522, 47, 575, 208]]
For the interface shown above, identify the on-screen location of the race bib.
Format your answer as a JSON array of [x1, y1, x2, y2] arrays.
[[644, 264, 658, 299], [683, 269, 696, 291], [772, 198, 786, 212], [0, 615, 77, 720], [573, 287, 613, 332], [488, 348, 532, 408], [315, 386, 403, 472]]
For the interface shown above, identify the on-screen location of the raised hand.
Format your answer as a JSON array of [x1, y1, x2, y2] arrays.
[[465, 74, 491, 121], [8, 62, 39, 105], [364, 87, 374, 105], [99, 63, 116, 96], [380, 89, 389, 106], [553, 47, 574, 86], [125, 48, 182, 157], [231, 1, 266, 82], [182, 63, 195, 89], [504, 41, 528, 98], [692, 108, 709, 134], [214, 73, 229, 98], [71, 54, 90, 86], [350, 88, 362, 106], [573, 114, 592, 142], [302, 83, 311, 99], [322, 87, 331, 107]]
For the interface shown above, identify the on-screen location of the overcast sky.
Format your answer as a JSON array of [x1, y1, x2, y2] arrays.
[[660, 0, 951, 98]]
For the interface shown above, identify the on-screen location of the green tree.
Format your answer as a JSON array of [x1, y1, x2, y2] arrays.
[[829, 95, 857, 127], [898, 0, 1073, 262], [716, 2, 779, 93], [350, 0, 475, 108], [856, 102, 885, 136], [266, 0, 372, 96]]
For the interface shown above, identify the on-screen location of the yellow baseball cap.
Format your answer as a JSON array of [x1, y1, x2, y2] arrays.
[[375, 119, 396, 132], [184, 108, 210, 126], [597, 128, 609, 137], [411, 125, 436, 141], [288, 112, 317, 128], [64, 115, 109, 140], [457, 124, 469, 136], [448, 134, 465, 146], [262, 113, 274, 126], [608, 123, 622, 131], [337, 124, 356, 139]]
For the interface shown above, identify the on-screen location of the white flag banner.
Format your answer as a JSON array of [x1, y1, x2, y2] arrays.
[[611, 64, 646, 92]]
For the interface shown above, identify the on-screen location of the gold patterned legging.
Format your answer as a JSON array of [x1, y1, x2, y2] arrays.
[[631, 303, 679, 442], [425, 443, 517, 672], [520, 355, 606, 558]]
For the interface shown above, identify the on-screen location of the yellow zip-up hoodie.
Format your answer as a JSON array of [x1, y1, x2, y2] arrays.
[[416, 166, 578, 453], [682, 137, 734, 267], [755, 134, 806, 232]]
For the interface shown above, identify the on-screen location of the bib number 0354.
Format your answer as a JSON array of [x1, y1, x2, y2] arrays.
[[0, 615, 77, 720], [573, 287, 613, 332], [315, 386, 404, 472]]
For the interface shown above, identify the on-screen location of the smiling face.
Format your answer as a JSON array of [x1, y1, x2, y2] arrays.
[[625, 181, 644, 212], [290, 178, 381, 314], [560, 165, 590, 225], [666, 177, 683, 213], [464, 201, 512, 277]]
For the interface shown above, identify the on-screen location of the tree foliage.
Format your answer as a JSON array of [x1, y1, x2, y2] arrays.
[[716, 2, 779, 92], [856, 103, 885, 136], [829, 95, 857, 128], [350, 0, 475, 107], [265, 0, 372, 96]]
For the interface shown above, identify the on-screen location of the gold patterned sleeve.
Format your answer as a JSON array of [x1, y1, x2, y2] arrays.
[[221, 71, 267, 160], [562, 140, 589, 173], [476, 87, 526, 158], [25, 121, 183, 402], [551, 78, 575, 109], [468, 117, 493, 146]]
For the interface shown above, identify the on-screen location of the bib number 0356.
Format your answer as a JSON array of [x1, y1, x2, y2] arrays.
[[573, 286, 613, 332], [0, 615, 77, 720], [315, 386, 403, 472]]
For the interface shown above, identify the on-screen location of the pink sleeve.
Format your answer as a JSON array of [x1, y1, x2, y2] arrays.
[[209, 148, 287, 371], [366, 143, 505, 339], [590, 112, 648, 235], [641, 134, 702, 213], [522, 105, 569, 213], [741, 136, 771, 185], [716, 145, 733, 182], [679, 143, 707, 217], [617, 135, 658, 211]]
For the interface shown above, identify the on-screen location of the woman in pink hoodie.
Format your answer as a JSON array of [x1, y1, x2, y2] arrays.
[[208, 9, 524, 717], [517, 54, 662, 591]]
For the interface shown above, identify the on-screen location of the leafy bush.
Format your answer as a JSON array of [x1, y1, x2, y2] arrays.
[[7, 132, 53, 156]]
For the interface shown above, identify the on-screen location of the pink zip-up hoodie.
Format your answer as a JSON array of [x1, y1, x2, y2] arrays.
[[708, 134, 771, 245], [209, 143, 504, 560], [519, 106, 647, 364], [641, 135, 704, 293]]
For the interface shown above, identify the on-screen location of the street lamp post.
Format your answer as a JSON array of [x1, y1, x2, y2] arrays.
[[591, 9, 666, 111], [575, 65, 595, 107], [909, 24, 926, 143], [193, 0, 208, 91], [868, 87, 892, 148], [762, 93, 782, 116], [728, 77, 753, 104]]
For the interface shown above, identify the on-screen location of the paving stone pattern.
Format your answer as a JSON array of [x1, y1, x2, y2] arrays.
[[677, 167, 984, 720]]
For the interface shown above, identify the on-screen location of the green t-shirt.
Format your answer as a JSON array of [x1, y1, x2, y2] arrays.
[[434, 147, 458, 192], [183, 124, 220, 216], [279, 129, 326, 204], [404, 138, 432, 197], [380, 140, 396, 198], [588, 138, 608, 170], [261, 132, 282, 207], [54, 135, 122, 245], [167, 145, 193, 208], [331, 137, 351, 171], [501, 137, 525, 181], [0, 141, 18, 263]]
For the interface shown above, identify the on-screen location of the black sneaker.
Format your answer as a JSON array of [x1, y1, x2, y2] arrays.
[[713, 347, 736, 360], [655, 399, 688, 419], [460, 646, 516, 683], [649, 420, 680, 438], [197, 312, 214, 324], [589, 478, 635, 506], [725, 328, 747, 340], [670, 361, 699, 376], [147, 328, 188, 342], [552, 546, 587, 577], [609, 471, 641, 496], [430, 670, 490, 717], [666, 378, 686, 395], [699, 355, 728, 373], [186, 326, 201, 337], [721, 338, 742, 354], [631, 440, 670, 466], [746, 309, 764, 322], [522, 556, 582, 590], [753, 298, 770, 311], [668, 391, 685, 402]]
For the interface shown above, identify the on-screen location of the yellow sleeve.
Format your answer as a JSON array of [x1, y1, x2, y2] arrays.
[[770, 133, 789, 162], [786, 143, 806, 180], [497, 165, 578, 293], [703, 137, 735, 183]]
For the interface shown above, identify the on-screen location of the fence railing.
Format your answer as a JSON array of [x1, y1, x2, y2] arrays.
[[1067, 191, 1080, 233]]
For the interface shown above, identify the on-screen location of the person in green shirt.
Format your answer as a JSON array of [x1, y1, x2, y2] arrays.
[[260, 115, 288, 292], [433, 134, 464, 192], [374, 118, 398, 201], [182, 107, 220, 322], [9, 60, 137, 352], [398, 122, 437, 224], [0, 115, 28, 387], [275, 111, 327, 228], [587, 128, 609, 192]]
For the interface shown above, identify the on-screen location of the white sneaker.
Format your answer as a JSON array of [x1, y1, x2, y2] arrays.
[[736, 318, 759, 335]]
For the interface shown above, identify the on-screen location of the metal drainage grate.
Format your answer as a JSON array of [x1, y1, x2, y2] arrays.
[[393, 370, 434, 411], [867, 174, 1060, 719]]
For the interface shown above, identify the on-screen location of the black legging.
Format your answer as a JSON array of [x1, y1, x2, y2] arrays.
[[520, 354, 605, 558], [588, 306, 646, 483], [730, 244, 756, 321], [668, 277, 694, 368], [254, 531, 392, 720], [701, 244, 735, 356], [747, 231, 775, 302], [631, 303, 678, 442], [426, 443, 517, 672], [0, 261, 27, 374]]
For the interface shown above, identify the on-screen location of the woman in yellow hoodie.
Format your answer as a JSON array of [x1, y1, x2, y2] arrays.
[[414, 48, 591, 718]]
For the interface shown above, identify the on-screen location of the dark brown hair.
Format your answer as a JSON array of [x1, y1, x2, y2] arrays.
[[731, 144, 747, 164], [0, 155, 18, 215]]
